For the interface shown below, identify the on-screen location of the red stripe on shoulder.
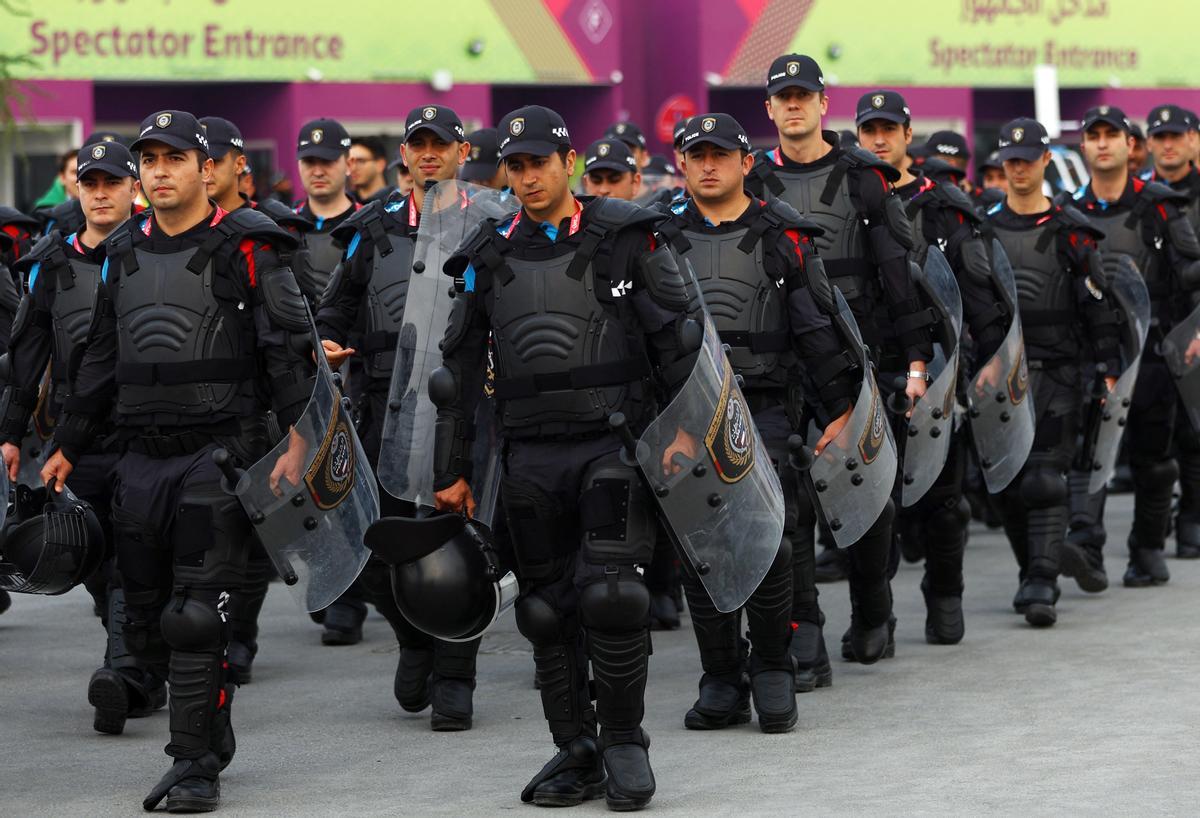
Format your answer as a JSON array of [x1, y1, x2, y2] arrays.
[[783, 228, 807, 264], [239, 238, 258, 288]]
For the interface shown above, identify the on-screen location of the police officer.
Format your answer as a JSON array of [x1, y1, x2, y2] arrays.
[[1128, 122, 1150, 177], [924, 131, 971, 174], [40, 110, 316, 811], [1143, 106, 1200, 559], [1069, 106, 1200, 588], [578, 137, 682, 632], [460, 128, 508, 190], [1, 141, 168, 733], [0, 206, 40, 354], [857, 91, 1012, 642], [604, 121, 650, 169], [748, 53, 933, 664], [348, 136, 393, 204], [433, 105, 699, 810], [986, 117, 1121, 626], [660, 112, 855, 726], [34, 149, 85, 237], [318, 104, 482, 731]]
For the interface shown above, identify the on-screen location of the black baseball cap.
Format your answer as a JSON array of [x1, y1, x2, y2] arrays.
[[922, 158, 965, 185], [1146, 105, 1191, 136], [296, 118, 351, 161], [82, 130, 124, 148], [604, 121, 647, 150], [979, 150, 1003, 171], [678, 113, 752, 153], [132, 110, 210, 156], [199, 117, 244, 159], [925, 130, 970, 161], [583, 138, 638, 175], [76, 141, 137, 180], [1081, 105, 1130, 134], [460, 128, 501, 181], [643, 154, 677, 176], [497, 106, 571, 159], [672, 117, 691, 149], [404, 105, 465, 144], [766, 54, 824, 96], [1129, 122, 1146, 141], [856, 90, 910, 127], [997, 118, 1050, 162], [1187, 110, 1200, 133]]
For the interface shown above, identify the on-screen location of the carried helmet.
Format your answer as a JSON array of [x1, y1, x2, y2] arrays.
[[0, 479, 105, 595]]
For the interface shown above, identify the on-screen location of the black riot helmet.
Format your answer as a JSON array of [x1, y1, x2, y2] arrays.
[[364, 512, 517, 642], [0, 480, 104, 595]]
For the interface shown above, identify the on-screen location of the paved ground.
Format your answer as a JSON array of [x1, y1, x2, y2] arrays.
[[3, 493, 1198, 816]]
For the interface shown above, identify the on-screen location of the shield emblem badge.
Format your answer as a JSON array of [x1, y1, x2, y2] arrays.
[[701, 117, 717, 132], [91, 145, 106, 160], [786, 61, 800, 76], [1012, 127, 1024, 143], [156, 112, 172, 129], [423, 107, 437, 121], [871, 94, 885, 109], [598, 143, 610, 156], [510, 118, 524, 136], [312, 129, 324, 144]]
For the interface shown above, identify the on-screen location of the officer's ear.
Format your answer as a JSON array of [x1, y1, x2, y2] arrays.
[[740, 150, 754, 177], [903, 125, 913, 147], [562, 148, 577, 177], [400, 143, 409, 168], [819, 92, 829, 116], [631, 171, 642, 197], [1039, 151, 1051, 170], [457, 140, 471, 168], [234, 153, 247, 176], [200, 156, 215, 184]]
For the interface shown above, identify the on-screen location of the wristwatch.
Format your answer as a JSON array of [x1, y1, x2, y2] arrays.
[[907, 369, 931, 382]]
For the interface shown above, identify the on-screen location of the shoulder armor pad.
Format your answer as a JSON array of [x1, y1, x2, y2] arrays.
[[12, 231, 64, 275], [0, 206, 40, 231], [840, 147, 902, 183], [761, 198, 826, 238], [1056, 204, 1105, 240], [586, 196, 664, 234], [930, 182, 982, 225], [39, 200, 85, 234], [444, 217, 502, 278], [329, 199, 384, 245], [220, 206, 299, 251], [255, 198, 314, 233], [1139, 180, 1191, 208]]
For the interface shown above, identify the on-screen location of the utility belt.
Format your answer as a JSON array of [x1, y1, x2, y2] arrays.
[[120, 418, 242, 458]]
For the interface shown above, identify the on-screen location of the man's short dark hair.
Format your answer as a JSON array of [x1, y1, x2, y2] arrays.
[[556, 145, 572, 164], [351, 136, 387, 162], [58, 148, 79, 174]]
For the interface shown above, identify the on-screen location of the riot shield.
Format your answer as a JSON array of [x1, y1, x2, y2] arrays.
[[1163, 301, 1200, 434], [232, 357, 378, 613], [633, 312, 784, 613], [901, 248, 963, 506], [967, 240, 1035, 493], [1084, 256, 1149, 492], [806, 290, 898, 547], [376, 180, 518, 510], [16, 365, 54, 487]]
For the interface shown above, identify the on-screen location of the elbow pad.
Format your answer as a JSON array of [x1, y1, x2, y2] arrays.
[[804, 255, 836, 315], [1181, 258, 1200, 291], [880, 195, 916, 252], [0, 384, 37, 440], [439, 295, 474, 356], [259, 267, 313, 333], [1167, 214, 1200, 261], [637, 244, 690, 312], [433, 410, 474, 490]]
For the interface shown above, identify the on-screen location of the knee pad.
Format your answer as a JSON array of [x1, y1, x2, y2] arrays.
[[502, 477, 576, 583], [1019, 466, 1067, 510], [579, 456, 654, 567], [1133, 458, 1179, 492], [926, 497, 971, 539], [579, 572, 650, 632], [515, 593, 568, 647], [160, 591, 226, 653]]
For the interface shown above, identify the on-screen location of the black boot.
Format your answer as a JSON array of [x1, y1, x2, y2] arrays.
[[600, 728, 655, 812], [789, 619, 833, 692], [226, 549, 271, 683], [429, 637, 479, 731], [1059, 539, 1109, 593], [319, 596, 367, 645], [814, 545, 848, 583], [1124, 459, 1175, 587], [921, 576, 964, 646], [683, 672, 750, 730], [845, 500, 895, 664], [841, 617, 896, 663], [521, 735, 607, 807], [747, 653, 797, 734], [394, 646, 434, 712], [1176, 514, 1200, 559], [90, 587, 167, 734], [142, 752, 222, 813], [0, 589, 9, 615], [1124, 542, 1170, 587], [1023, 579, 1059, 627]]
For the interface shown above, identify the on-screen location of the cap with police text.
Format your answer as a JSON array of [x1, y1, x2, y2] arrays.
[[199, 117, 244, 160], [996, 118, 1050, 162], [766, 54, 824, 96], [131, 110, 210, 156], [460, 128, 501, 181], [1081, 105, 1130, 134], [404, 105, 465, 144], [296, 118, 351, 161], [604, 122, 647, 150], [679, 113, 752, 153], [76, 141, 138, 180], [979, 150, 1003, 171], [497, 106, 571, 159], [856, 90, 910, 127], [925, 130, 970, 161], [583, 139, 638, 175], [1147, 105, 1192, 136]]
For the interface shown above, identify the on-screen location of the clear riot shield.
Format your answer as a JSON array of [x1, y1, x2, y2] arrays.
[[1084, 255, 1149, 492], [1162, 301, 1200, 434], [233, 357, 378, 613], [901, 248, 963, 506], [376, 180, 518, 509], [967, 240, 1035, 493], [633, 313, 784, 613], [807, 290, 898, 547]]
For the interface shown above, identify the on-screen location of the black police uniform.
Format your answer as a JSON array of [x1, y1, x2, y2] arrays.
[[2, 220, 168, 732], [895, 171, 1011, 642], [317, 190, 482, 729], [0, 207, 42, 355], [51, 110, 317, 810], [1069, 169, 1200, 586], [659, 185, 858, 719], [986, 198, 1122, 625], [747, 131, 932, 663], [436, 106, 698, 809]]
